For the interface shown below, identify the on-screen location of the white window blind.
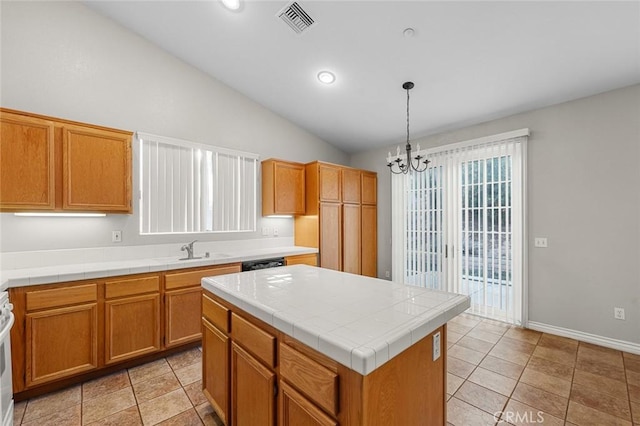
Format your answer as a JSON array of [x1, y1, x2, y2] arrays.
[[392, 129, 528, 325], [138, 132, 258, 234]]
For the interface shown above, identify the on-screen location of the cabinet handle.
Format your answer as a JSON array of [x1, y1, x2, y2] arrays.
[[274, 381, 278, 398]]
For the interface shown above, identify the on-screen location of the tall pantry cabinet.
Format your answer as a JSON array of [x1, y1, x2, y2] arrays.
[[294, 161, 377, 277]]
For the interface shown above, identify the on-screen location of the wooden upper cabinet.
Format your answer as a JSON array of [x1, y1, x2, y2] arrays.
[[0, 108, 132, 213], [63, 125, 132, 212], [341, 169, 361, 204], [361, 171, 377, 205], [0, 111, 56, 210], [262, 159, 305, 216], [318, 163, 341, 203]]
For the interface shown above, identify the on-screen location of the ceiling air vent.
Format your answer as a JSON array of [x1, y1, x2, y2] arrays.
[[277, 1, 315, 34]]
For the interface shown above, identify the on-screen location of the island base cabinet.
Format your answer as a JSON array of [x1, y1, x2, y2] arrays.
[[279, 381, 337, 426], [26, 303, 98, 387], [203, 319, 230, 425], [231, 342, 276, 426], [202, 289, 448, 426], [359, 325, 445, 425]]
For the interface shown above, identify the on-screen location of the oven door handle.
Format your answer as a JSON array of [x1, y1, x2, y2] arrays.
[[0, 313, 14, 343]]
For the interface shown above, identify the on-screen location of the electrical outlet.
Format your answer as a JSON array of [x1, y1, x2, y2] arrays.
[[111, 230, 122, 243], [273, 227, 278, 237], [534, 237, 548, 248], [433, 331, 441, 361], [614, 307, 625, 320], [261, 227, 268, 236], [385, 270, 390, 278]]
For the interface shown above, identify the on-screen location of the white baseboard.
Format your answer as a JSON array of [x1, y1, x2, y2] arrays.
[[527, 321, 640, 355]]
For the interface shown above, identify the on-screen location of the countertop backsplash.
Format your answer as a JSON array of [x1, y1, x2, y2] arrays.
[[0, 237, 298, 270]]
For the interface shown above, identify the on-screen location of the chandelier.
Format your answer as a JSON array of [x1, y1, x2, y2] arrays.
[[387, 82, 430, 174]]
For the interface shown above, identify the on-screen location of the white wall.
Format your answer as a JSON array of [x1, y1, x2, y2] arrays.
[[351, 84, 640, 345], [0, 1, 348, 252]]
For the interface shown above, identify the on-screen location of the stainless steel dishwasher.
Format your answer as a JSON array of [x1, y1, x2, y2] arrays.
[[241, 257, 285, 271]]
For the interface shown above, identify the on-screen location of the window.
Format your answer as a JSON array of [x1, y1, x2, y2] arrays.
[[392, 129, 528, 325], [138, 132, 258, 234]]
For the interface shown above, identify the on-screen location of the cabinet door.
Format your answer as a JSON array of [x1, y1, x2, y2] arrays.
[[319, 203, 342, 271], [165, 287, 202, 348], [341, 169, 361, 204], [318, 164, 341, 203], [262, 160, 305, 215], [279, 381, 337, 426], [0, 111, 55, 210], [105, 293, 160, 364], [361, 171, 377, 205], [232, 342, 276, 426], [62, 124, 132, 212], [26, 303, 98, 386], [362, 205, 378, 277], [342, 204, 361, 275], [203, 319, 230, 424]]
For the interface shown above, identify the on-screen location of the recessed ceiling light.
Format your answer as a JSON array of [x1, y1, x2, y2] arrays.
[[221, 0, 241, 11], [317, 71, 336, 84]]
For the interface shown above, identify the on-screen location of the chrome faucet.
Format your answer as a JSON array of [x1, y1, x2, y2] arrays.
[[180, 240, 200, 260]]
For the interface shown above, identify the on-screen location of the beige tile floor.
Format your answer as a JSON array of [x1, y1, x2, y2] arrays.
[[12, 314, 640, 425], [13, 347, 223, 425], [446, 313, 640, 426]]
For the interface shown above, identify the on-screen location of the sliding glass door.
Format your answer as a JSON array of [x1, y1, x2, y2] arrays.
[[392, 132, 527, 325]]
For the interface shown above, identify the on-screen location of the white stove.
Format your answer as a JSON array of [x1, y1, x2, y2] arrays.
[[0, 290, 14, 426]]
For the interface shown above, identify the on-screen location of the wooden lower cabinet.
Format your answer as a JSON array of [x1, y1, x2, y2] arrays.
[[203, 319, 230, 424], [165, 265, 241, 348], [284, 253, 318, 267], [105, 293, 161, 364], [279, 381, 337, 426], [104, 275, 161, 364], [9, 263, 241, 399], [231, 342, 276, 426], [202, 289, 447, 426], [165, 287, 202, 347], [26, 303, 98, 387]]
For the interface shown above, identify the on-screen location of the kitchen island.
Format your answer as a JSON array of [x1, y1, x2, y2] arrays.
[[201, 265, 470, 425]]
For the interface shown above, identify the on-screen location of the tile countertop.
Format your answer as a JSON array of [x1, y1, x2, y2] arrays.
[[0, 246, 317, 290], [202, 264, 471, 376]]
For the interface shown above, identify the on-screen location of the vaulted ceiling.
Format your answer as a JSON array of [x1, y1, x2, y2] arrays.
[[87, 1, 640, 153]]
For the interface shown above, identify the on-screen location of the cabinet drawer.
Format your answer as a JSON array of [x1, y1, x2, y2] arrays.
[[26, 284, 97, 311], [105, 276, 159, 299], [280, 343, 339, 416], [202, 294, 229, 332], [231, 313, 276, 368], [166, 264, 241, 290], [285, 253, 318, 267]]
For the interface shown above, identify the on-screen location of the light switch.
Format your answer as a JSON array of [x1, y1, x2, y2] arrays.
[[534, 237, 548, 248]]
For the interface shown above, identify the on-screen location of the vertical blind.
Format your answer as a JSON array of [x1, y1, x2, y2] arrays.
[[392, 130, 528, 325], [138, 132, 258, 234]]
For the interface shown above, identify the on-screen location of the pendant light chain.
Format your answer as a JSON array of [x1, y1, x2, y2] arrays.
[[406, 87, 410, 146]]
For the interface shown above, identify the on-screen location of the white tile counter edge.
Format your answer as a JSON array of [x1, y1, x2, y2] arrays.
[[202, 265, 471, 376], [0, 245, 317, 290]]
